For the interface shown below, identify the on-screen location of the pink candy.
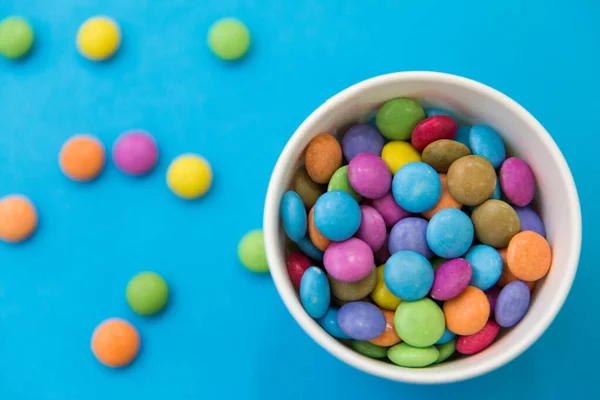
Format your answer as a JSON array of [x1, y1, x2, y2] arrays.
[[456, 320, 500, 355], [371, 191, 411, 227], [499, 157, 535, 206], [348, 153, 391, 199], [355, 205, 387, 252], [411, 115, 457, 151], [323, 238, 374, 282], [112, 130, 158, 175]]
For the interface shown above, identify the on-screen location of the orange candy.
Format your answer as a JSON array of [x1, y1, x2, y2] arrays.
[[422, 174, 462, 219], [496, 248, 536, 290], [59, 135, 106, 181], [304, 133, 342, 184], [507, 231, 551, 281], [370, 309, 401, 346], [443, 286, 490, 335], [91, 318, 140, 368], [0, 195, 38, 243], [308, 206, 331, 251]]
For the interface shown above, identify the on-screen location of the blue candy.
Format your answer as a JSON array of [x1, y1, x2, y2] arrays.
[[490, 177, 502, 200], [392, 162, 441, 213], [464, 244, 503, 290], [454, 126, 471, 147], [313, 190, 361, 241], [317, 307, 351, 339], [280, 191, 307, 242], [300, 267, 330, 319], [426, 209, 474, 258], [469, 125, 506, 168], [425, 108, 458, 124], [495, 280, 531, 328], [297, 236, 324, 261], [384, 250, 434, 301], [436, 327, 456, 344], [388, 217, 433, 259]]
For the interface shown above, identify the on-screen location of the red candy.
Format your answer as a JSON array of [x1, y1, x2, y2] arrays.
[[287, 251, 312, 289], [456, 320, 500, 355], [411, 115, 457, 151]]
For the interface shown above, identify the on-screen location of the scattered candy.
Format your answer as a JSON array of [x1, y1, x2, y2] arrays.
[[305, 133, 342, 184], [338, 301, 386, 340], [388, 342, 439, 368], [471, 200, 520, 248], [388, 217, 433, 259], [59, 134, 106, 182], [91, 318, 140, 368], [77, 16, 121, 61], [0, 195, 38, 243], [238, 229, 268, 273], [348, 152, 391, 199], [468, 125, 506, 168], [0, 16, 34, 59], [281, 191, 307, 243], [394, 298, 445, 347], [329, 266, 377, 302], [207, 18, 250, 61], [384, 251, 434, 301], [342, 124, 385, 161], [112, 130, 158, 176], [126, 272, 169, 315], [376, 98, 425, 140], [500, 157, 535, 207], [392, 162, 441, 213], [300, 267, 330, 319], [327, 166, 362, 202], [166, 154, 212, 199], [495, 280, 531, 327]]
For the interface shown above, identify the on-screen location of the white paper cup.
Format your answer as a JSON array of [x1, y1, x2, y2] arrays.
[[263, 72, 581, 384]]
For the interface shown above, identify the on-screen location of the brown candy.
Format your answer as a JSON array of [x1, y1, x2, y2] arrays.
[[329, 267, 377, 301], [471, 200, 520, 248], [305, 133, 343, 184], [292, 166, 326, 208], [422, 139, 471, 173], [447, 155, 496, 206]]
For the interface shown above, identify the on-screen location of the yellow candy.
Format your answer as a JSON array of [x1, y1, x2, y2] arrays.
[[370, 265, 402, 310], [381, 141, 421, 174], [167, 154, 213, 199], [77, 16, 121, 61]]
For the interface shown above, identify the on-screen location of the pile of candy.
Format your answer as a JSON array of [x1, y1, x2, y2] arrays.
[[281, 98, 551, 367]]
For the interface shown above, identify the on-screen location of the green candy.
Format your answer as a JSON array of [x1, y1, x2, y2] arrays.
[[376, 98, 425, 141], [0, 17, 34, 59], [431, 257, 447, 270], [387, 342, 439, 368], [208, 18, 250, 61], [238, 229, 269, 273], [352, 341, 388, 359], [394, 298, 445, 347], [328, 166, 362, 202], [435, 338, 457, 364], [126, 272, 169, 316]]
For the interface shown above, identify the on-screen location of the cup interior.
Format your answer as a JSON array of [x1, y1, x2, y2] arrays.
[[263, 72, 581, 383]]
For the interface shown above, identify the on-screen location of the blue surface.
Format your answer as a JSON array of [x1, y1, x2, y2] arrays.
[[0, 0, 598, 399]]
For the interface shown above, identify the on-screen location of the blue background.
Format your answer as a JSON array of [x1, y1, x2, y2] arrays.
[[1, 0, 598, 399]]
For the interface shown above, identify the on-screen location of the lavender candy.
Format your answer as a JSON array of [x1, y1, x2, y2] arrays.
[[388, 217, 434, 259], [341, 124, 385, 162], [495, 280, 531, 327], [337, 301, 386, 340], [514, 206, 546, 238]]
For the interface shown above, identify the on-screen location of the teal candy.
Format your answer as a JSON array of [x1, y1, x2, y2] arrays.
[[469, 125, 506, 168], [313, 190, 361, 241], [455, 126, 472, 148], [300, 267, 330, 319], [426, 209, 474, 258], [318, 308, 350, 339], [281, 191, 307, 242], [392, 162, 442, 213], [465, 244, 503, 290], [297, 236, 324, 261], [435, 327, 456, 344]]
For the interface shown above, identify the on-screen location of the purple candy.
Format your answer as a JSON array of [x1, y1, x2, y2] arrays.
[[495, 280, 531, 327], [323, 238, 374, 283], [337, 301, 386, 340], [348, 153, 392, 199], [355, 205, 387, 252], [430, 258, 472, 300], [372, 191, 411, 227], [499, 157, 535, 207], [374, 233, 391, 264], [485, 286, 501, 316], [342, 124, 385, 162], [514, 206, 546, 237], [388, 217, 434, 259]]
